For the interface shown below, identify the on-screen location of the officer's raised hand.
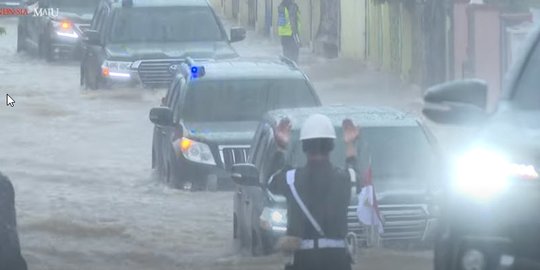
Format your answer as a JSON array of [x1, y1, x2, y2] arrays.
[[275, 117, 292, 151], [342, 119, 360, 158]]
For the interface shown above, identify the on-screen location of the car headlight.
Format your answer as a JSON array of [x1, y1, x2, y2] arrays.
[[260, 207, 287, 231], [101, 60, 133, 78], [173, 137, 216, 165], [453, 148, 538, 199], [52, 20, 78, 38]]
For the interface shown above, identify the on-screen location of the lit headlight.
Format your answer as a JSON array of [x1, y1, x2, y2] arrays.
[[173, 137, 216, 165], [453, 148, 538, 199], [260, 207, 287, 226], [52, 20, 78, 38], [101, 60, 133, 78]]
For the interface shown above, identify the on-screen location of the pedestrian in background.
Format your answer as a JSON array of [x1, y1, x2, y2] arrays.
[[278, 0, 301, 63], [0, 172, 27, 270]]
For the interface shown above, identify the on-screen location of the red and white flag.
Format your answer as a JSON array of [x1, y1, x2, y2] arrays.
[[356, 158, 384, 234]]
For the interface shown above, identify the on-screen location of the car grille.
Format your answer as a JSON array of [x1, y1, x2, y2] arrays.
[[219, 145, 250, 170], [347, 204, 427, 243], [76, 24, 90, 33], [137, 60, 183, 88]]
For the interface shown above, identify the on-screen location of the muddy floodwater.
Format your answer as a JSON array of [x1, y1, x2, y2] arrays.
[[0, 17, 439, 270]]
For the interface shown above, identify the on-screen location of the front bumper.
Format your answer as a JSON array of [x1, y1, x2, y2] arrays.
[[50, 34, 84, 59], [173, 155, 234, 190]]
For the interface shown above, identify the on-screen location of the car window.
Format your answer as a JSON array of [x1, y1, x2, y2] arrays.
[[166, 79, 182, 107], [173, 80, 187, 123], [181, 79, 318, 122], [109, 6, 224, 43], [93, 6, 108, 33], [253, 125, 272, 168], [512, 37, 540, 111], [290, 126, 437, 180]]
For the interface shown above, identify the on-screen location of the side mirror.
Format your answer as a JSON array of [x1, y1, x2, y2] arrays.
[[231, 163, 260, 186], [83, 29, 101, 46], [423, 79, 489, 125], [230, 27, 246, 43], [149, 107, 173, 126]]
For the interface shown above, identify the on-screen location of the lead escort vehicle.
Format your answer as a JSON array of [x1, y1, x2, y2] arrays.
[[231, 106, 442, 256], [149, 58, 321, 191], [80, 0, 245, 90], [423, 23, 540, 270], [17, 0, 100, 61]]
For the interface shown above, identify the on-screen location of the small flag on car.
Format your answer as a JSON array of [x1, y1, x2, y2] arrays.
[[356, 157, 384, 234]]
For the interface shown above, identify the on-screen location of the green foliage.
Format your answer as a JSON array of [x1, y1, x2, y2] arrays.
[[0, 27, 5, 36]]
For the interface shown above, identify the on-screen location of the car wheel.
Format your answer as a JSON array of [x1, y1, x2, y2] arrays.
[[233, 213, 242, 252], [39, 35, 54, 62], [16, 25, 24, 53], [83, 66, 100, 90], [206, 175, 218, 192], [251, 228, 264, 256]]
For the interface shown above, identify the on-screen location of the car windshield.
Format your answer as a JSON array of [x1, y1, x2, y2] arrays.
[[50, 0, 99, 10], [290, 126, 436, 180], [182, 79, 318, 122], [109, 7, 224, 43]]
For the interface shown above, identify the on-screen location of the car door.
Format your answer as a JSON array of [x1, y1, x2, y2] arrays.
[[83, 4, 108, 82], [163, 78, 187, 174], [152, 80, 178, 169], [245, 126, 273, 236], [155, 79, 182, 171], [22, 0, 40, 51], [235, 124, 269, 242]]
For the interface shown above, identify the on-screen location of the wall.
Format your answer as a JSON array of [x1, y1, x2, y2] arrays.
[[453, 3, 469, 79], [468, 5, 501, 109], [340, 0, 366, 58]]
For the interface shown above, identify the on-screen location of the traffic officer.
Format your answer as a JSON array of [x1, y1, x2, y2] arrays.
[[267, 114, 361, 270], [0, 173, 27, 270], [278, 0, 301, 63]]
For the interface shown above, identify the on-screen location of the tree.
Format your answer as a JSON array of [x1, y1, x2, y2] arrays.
[[0, 27, 5, 35]]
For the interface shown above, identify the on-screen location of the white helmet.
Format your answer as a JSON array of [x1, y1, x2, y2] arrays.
[[300, 114, 336, 140]]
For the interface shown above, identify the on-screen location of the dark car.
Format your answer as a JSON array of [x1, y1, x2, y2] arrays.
[[0, 173, 27, 270], [17, 0, 99, 61], [148, 58, 321, 191], [423, 25, 540, 270], [0, 0, 23, 10], [231, 106, 442, 256], [80, 0, 245, 90]]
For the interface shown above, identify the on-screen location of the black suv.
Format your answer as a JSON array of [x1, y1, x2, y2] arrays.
[[231, 106, 442, 255], [424, 25, 540, 270], [17, 0, 99, 61], [80, 0, 245, 90], [149, 58, 321, 191]]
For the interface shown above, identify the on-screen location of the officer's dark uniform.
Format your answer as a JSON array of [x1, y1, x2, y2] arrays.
[[0, 173, 27, 270], [268, 151, 360, 270]]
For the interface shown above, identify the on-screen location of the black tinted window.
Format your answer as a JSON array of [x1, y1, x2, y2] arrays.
[[50, 0, 99, 10], [181, 79, 318, 122], [290, 126, 436, 180], [109, 7, 223, 43]]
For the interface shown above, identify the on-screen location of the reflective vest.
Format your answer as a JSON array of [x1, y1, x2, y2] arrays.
[[278, 6, 299, 37]]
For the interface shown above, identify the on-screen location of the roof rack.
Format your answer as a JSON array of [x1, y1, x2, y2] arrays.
[[279, 55, 299, 69]]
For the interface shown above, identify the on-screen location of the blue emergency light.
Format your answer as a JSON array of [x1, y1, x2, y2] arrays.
[[190, 66, 206, 78]]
